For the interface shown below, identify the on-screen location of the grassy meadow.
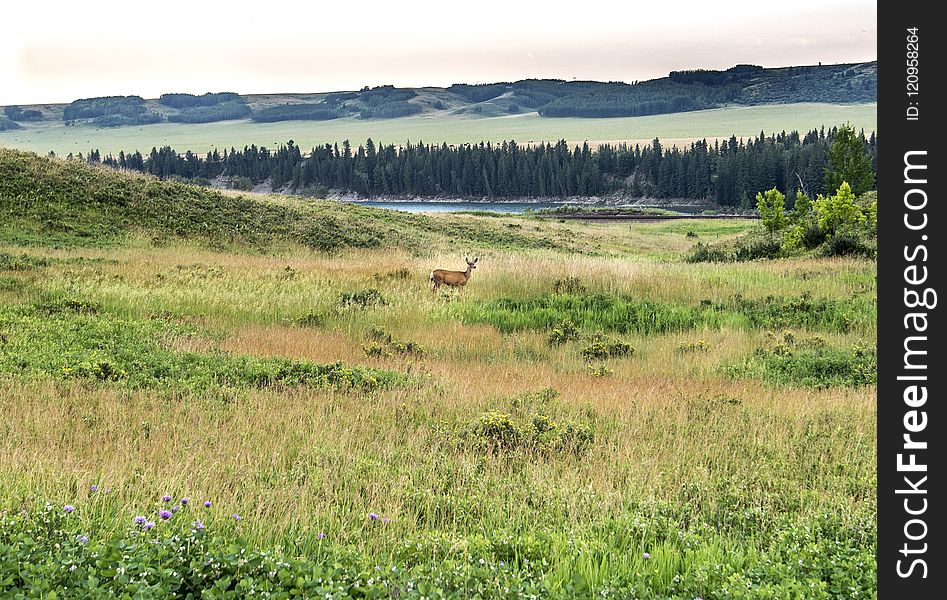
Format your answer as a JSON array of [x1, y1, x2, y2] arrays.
[[0, 102, 877, 156], [0, 150, 876, 597]]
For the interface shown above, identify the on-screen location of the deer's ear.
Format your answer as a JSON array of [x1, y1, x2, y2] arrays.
[[474, 257, 479, 263]]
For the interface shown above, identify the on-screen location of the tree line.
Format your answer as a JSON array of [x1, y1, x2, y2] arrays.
[[75, 126, 876, 206]]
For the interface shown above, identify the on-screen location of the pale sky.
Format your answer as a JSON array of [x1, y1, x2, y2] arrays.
[[1, 0, 876, 106]]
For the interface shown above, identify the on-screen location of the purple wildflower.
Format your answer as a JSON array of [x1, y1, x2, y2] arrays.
[[161, 494, 173, 502], [171, 505, 179, 513], [232, 514, 241, 521], [180, 497, 189, 506], [64, 505, 75, 514], [203, 500, 212, 508], [382, 517, 391, 524], [79, 535, 88, 544], [103, 488, 111, 494], [90, 485, 98, 492], [194, 519, 205, 530], [144, 521, 156, 530], [134, 515, 147, 525], [368, 512, 379, 521], [317, 531, 326, 540], [158, 510, 172, 520], [643, 552, 651, 560]]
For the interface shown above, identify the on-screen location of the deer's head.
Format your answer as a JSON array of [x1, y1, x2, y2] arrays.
[[465, 256, 479, 270]]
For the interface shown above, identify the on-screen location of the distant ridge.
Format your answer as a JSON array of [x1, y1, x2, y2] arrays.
[[2, 61, 876, 127]]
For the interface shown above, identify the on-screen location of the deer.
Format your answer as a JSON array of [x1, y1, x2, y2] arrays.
[[430, 256, 478, 293]]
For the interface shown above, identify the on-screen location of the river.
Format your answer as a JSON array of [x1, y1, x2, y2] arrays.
[[349, 200, 706, 214]]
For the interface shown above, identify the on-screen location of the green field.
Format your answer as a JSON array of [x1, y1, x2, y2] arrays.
[[0, 102, 876, 156], [0, 149, 876, 597]]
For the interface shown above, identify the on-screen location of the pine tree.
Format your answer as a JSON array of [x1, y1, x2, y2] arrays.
[[824, 124, 875, 195]]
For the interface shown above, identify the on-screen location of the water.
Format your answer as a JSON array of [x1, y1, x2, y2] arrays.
[[349, 200, 704, 214]]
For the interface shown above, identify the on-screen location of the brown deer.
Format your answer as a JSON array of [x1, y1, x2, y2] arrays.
[[430, 256, 478, 293]]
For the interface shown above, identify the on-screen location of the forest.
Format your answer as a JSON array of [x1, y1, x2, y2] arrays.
[[80, 127, 877, 206]]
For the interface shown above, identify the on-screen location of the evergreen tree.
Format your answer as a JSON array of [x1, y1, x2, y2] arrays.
[[824, 124, 875, 195]]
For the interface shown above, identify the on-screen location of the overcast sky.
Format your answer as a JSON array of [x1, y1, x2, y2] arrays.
[[1, 0, 876, 106]]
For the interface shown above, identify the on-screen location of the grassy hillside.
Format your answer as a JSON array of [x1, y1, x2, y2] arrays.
[[0, 148, 693, 256], [0, 102, 877, 157]]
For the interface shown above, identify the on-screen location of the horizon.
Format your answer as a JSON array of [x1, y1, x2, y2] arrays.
[[4, 58, 879, 108], [2, 0, 876, 106]]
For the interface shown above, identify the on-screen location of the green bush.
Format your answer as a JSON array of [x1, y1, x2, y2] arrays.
[[547, 318, 580, 346], [732, 238, 782, 261], [821, 234, 876, 258], [684, 242, 731, 263], [294, 311, 325, 328], [587, 364, 613, 377], [581, 334, 634, 361], [362, 328, 424, 358], [337, 288, 387, 310]]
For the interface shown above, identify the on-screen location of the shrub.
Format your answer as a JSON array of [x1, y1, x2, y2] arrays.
[[677, 339, 710, 354], [363, 342, 390, 358], [800, 223, 828, 249], [390, 341, 425, 357], [294, 311, 325, 328], [362, 328, 424, 358], [581, 334, 633, 361], [732, 239, 782, 261], [821, 234, 875, 258], [587, 364, 613, 377], [553, 276, 586, 294], [468, 410, 593, 454], [338, 288, 387, 310], [684, 242, 730, 263], [547, 318, 580, 346]]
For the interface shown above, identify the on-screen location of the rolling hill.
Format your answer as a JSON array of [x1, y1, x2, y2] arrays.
[[2, 61, 876, 129]]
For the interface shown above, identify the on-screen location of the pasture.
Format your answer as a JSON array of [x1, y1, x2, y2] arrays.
[[0, 151, 876, 597], [0, 102, 877, 156]]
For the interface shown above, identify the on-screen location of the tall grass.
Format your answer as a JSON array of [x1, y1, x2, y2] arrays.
[[0, 210, 877, 596]]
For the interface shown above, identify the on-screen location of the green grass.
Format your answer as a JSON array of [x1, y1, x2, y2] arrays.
[[725, 333, 877, 388], [1, 103, 876, 156], [459, 291, 874, 336], [0, 298, 405, 392]]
